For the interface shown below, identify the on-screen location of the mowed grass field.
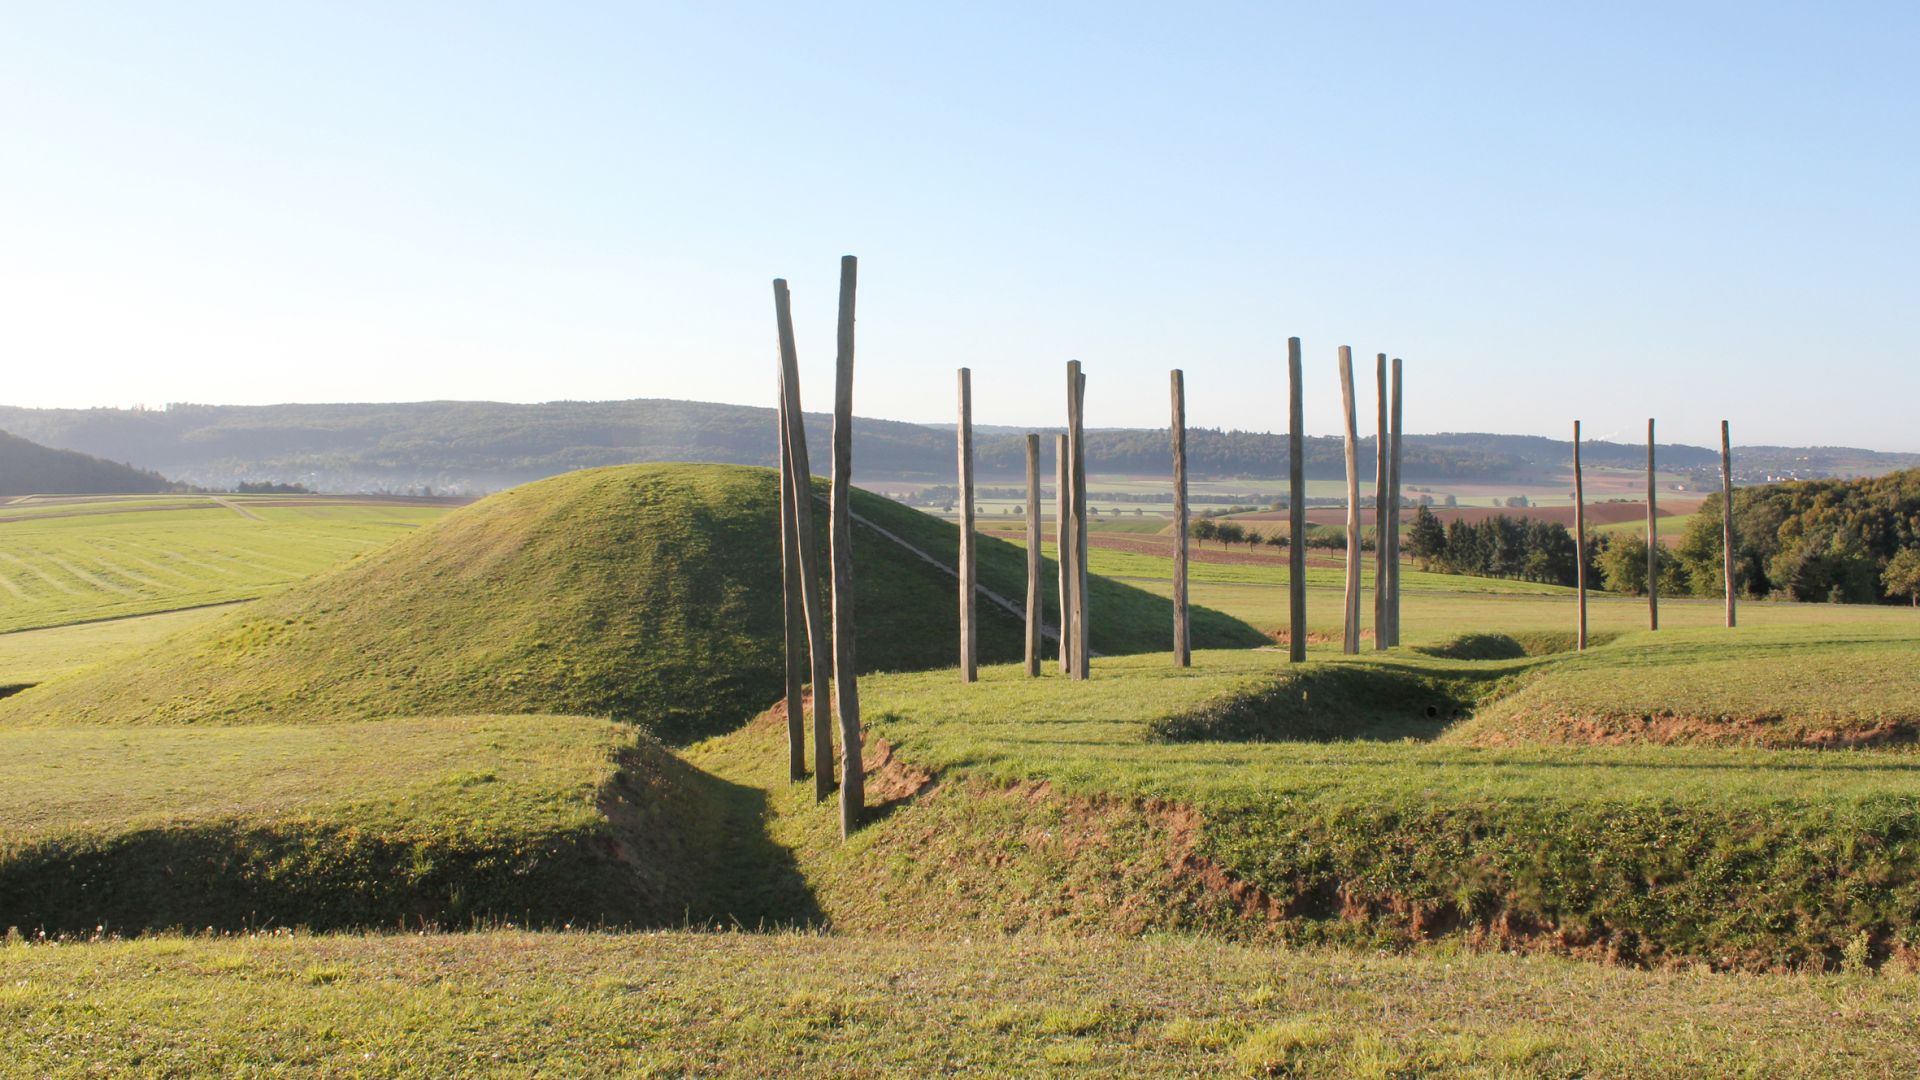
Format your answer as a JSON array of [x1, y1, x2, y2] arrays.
[[6, 931, 1918, 1077], [0, 494, 453, 632]]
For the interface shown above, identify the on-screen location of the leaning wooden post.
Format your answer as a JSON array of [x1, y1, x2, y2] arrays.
[[1338, 346, 1361, 655], [1170, 369, 1191, 667], [1072, 367, 1091, 678], [1647, 418, 1659, 631], [1372, 354, 1388, 651], [829, 256, 863, 835], [777, 370, 806, 782], [1387, 357, 1404, 646], [773, 279, 834, 800], [1055, 434, 1071, 674], [1023, 434, 1042, 676], [956, 367, 977, 683], [1573, 420, 1588, 651], [1721, 420, 1737, 628], [1288, 338, 1307, 663]]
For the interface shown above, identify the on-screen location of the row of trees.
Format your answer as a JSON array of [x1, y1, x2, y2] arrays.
[[1402, 469, 1920, 605], [1190, 518, 1368, 552], [1402, 507, 1587, 587]]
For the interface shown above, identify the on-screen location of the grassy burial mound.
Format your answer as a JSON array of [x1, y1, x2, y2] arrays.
[[1, 463, 1263, 739], [0, 716, 817, 934]]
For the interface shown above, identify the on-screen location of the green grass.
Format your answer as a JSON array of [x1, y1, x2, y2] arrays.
[[718, 639, 1920, 967], [0, 606, 234, 689], [0, 494, 446, 631], [1452, 621, 1920, 746], [0, 715, 762, 932], [4, 931, 1916, 1077], [0, 464, 1261, 739]]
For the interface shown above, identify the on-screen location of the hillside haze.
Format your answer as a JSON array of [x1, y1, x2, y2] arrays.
[[0, 429, 178, 496], [1, 400, 1913, 494]]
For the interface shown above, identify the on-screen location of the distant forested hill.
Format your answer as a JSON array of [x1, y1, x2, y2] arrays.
[[0, 400, 1911, 494], [0, 430, 179, 496]]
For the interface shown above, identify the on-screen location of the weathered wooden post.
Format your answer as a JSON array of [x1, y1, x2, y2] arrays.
[[1338, 346, 1361, 655], [1574, 420, 1588, 651], [777, 374, 806, 782], [1647, 418, 1659, 631], [1721, 419, 1737, 628], [830, 255, 863, 837], [773, 279, 834, 800], [1372, 354, 1388, 651], [1288, 338, 1306, 663], [1071, 366, 1091, 678], [1170, 369, 1191, 667], [1024, 433, 1042, 676], [957, 367, 977, 682], [1055, 434, 1071, 675], [1387, 357, 1404, 647]]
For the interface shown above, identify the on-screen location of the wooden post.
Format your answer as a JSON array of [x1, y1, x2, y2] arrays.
[[1055, 434, 1071, 674], [1072, 367, 1091, 678], [1387, 357, 1403, 647], [1574, 420, 1588, 651], [1647, 418, 1659, 631], [1288, 338, 1306, 663], [1721, 420, 1737, 628], [1372, 354, 1388, 651], [777, 370, 806, 782], [1024, 433, 1042, 676], [829, 255, 863, 837], [957, 367, 977, 683], [773, 279, 834, 801], [1338, 346, 1361, 655], [1170, 369, 1190, 667]]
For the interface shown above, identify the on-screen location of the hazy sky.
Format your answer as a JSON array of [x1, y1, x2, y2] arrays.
[[3, 3, 1915, 449]]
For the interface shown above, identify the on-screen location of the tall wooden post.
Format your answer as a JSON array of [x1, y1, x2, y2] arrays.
[[1055, 434, 1071, 675], [1387, 357, 1403, 647], [1288, 338, 1306, 663], [1071, 366, 1091, 678], [1338, 347, 1361, 655], [773, 279, 834, 801], [1023, 434, 1042, 676], [1170, 369, 1191, 667], [1647, 418, 1659, 631], [777, 371, 806, 782], [1721, 420, 1737, 628], [957, 367, 977, 682], [829, 255, 863, 837], [1372, 354, 1388, 651], [1574, 420, 1588, 651]]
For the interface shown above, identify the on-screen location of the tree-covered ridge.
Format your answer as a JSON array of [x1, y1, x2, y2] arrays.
[[1, 400, 1913, 492], [0, 429, 179, 496]]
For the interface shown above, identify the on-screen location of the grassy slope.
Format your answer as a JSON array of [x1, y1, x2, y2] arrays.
[[1449, 622, 1920, 746], [0, 496, 445, 631], [0, 716, 769, 932], [719, 645, 1920, 968], [6, 932, 1917, 1078], [0, 464, 1260, 739]]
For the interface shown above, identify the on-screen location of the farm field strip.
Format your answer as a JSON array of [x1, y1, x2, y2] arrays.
[[0, 497, 450, 632]]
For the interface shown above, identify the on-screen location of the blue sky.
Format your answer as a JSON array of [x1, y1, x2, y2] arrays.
[[2, 2, 1914, 449]]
